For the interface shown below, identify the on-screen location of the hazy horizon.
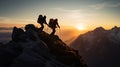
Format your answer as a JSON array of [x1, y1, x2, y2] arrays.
[[0, 25, 119, 44]]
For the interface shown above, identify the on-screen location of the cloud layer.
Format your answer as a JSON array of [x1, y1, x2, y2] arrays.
[[0, 17, 35, 24], [90, 2, 120, 9], [0, 27, 13, 30]]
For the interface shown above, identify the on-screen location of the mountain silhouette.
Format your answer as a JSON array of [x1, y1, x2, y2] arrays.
[[70, 26, 120, 67], [0, 24, 87, 67]]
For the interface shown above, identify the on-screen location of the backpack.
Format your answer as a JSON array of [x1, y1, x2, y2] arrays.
[[37, 15, 43, 23], [48, 19, 54, 28]]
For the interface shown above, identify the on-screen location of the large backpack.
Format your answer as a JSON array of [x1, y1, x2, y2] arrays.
[[37, 15, 43, 24], [48, 19, 55, 28]]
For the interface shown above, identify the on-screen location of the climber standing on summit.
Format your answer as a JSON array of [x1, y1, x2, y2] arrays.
[[48, 18, 60, 35], [37, 15, 47, 31]]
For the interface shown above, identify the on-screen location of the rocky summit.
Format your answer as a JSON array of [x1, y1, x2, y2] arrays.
[[0, 24, 87, 67]]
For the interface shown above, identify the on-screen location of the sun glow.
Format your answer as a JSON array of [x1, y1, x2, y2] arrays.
[[76, 23, 86, 30]]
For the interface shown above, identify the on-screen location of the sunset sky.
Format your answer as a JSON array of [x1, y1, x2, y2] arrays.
[[0, 0, 120, 43], [0, 0, 120, 30]]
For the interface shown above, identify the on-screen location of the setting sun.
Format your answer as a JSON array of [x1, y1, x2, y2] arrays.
[[77, 26, 84, 30], [76, 23, 86, 30]]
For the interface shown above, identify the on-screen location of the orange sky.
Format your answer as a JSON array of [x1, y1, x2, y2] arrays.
[[0, 23, 88, 44], [0, 0, 120, 30]]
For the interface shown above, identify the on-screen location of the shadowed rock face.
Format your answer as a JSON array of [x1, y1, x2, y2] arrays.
[[0, 24, 87, 67], [70, 26, 120, 67]]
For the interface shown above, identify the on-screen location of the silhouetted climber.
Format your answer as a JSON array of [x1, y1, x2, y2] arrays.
[[48, 18, 60, 35], [37, 15, 47, 31]]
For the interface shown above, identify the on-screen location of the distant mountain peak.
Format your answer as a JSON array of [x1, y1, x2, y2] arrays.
[[111, 26, 120, 31], [94, 27, 105, 32], [112, 26, 119, 29], [71, 26, 120, 67]]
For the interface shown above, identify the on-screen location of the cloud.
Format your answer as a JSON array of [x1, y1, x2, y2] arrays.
[[0, 27, 13, 30], [90, 2, 120, 10], [0, 17, 35, 24], [52, 7, 99, 16], [0, 32, 11, 43], [0, 17, 11, 22], [53, 8, 83, 13], [52, 7, 99, 24]]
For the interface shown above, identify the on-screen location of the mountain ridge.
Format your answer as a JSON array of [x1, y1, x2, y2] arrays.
[[0, 24, 87, 67], [70, 26, 120, 67]]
